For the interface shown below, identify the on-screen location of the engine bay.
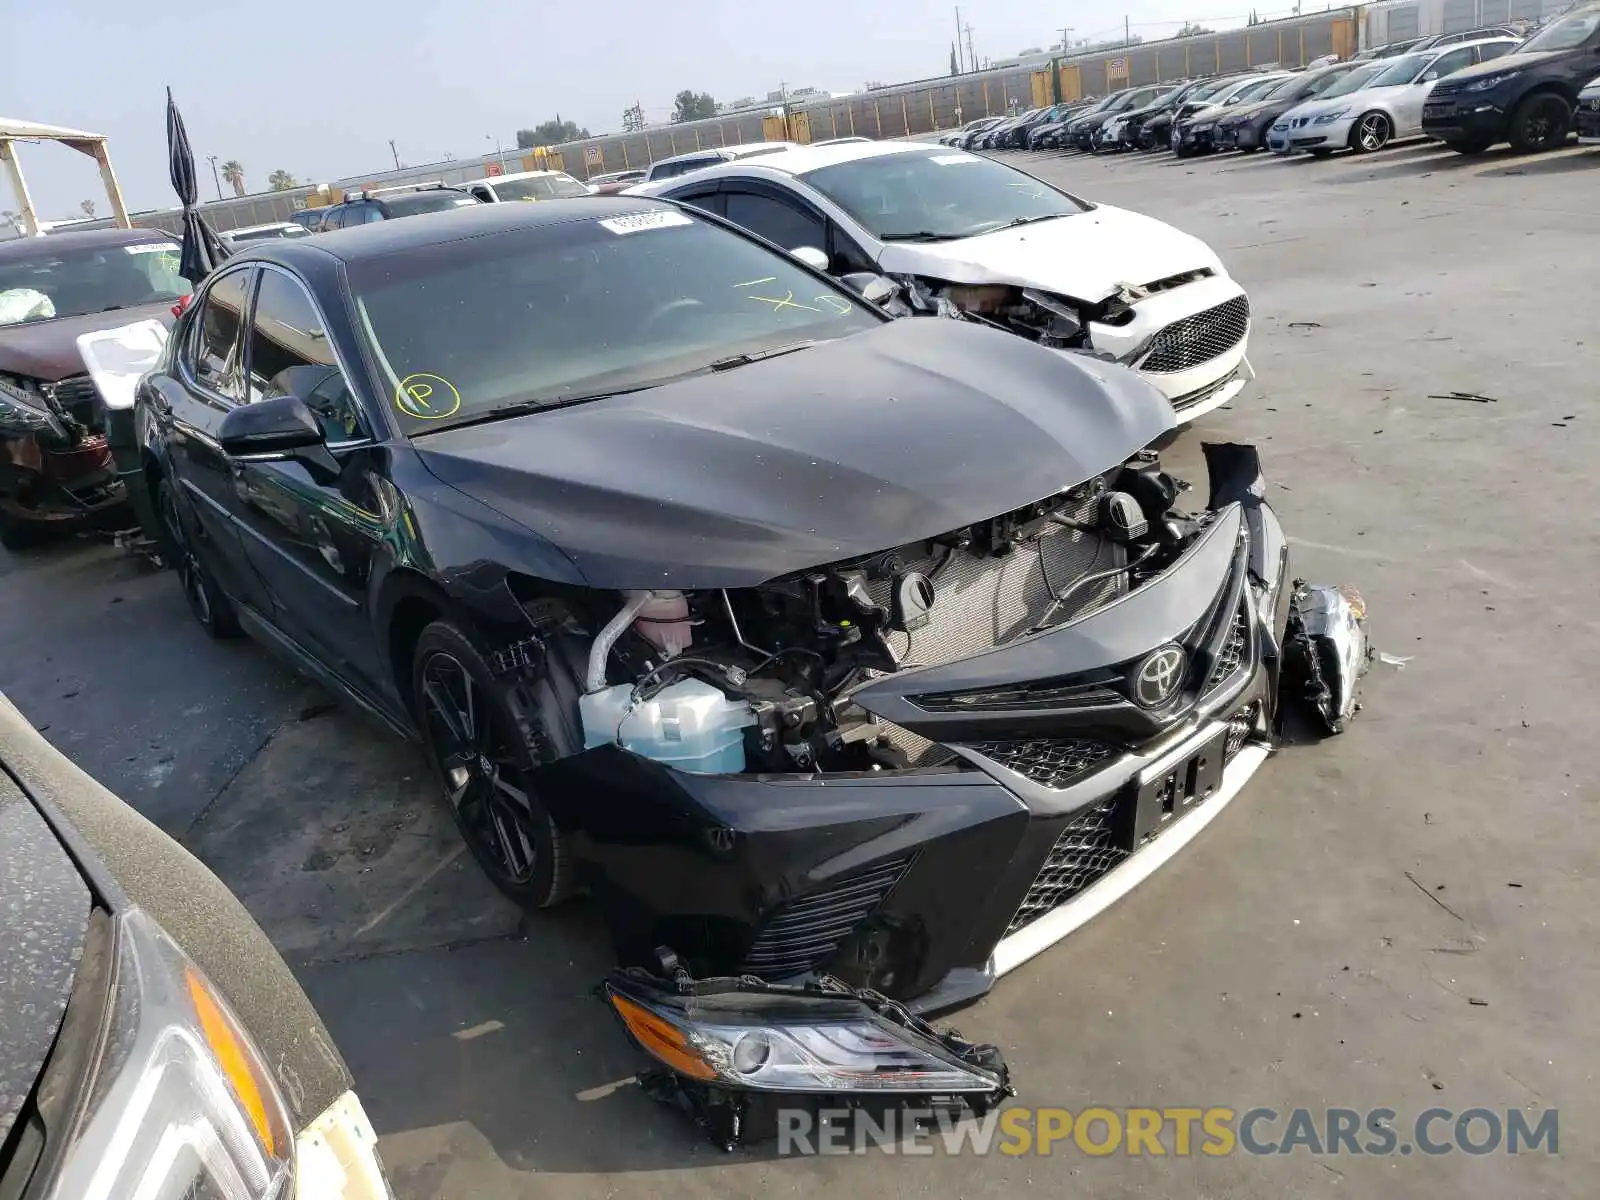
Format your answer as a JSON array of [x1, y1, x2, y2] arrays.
[[572, 450, 1204, 776]]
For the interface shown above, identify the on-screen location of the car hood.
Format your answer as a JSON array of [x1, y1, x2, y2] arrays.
[[0, 788, 91, 1145], [1290, 85, 1406, 119], [414, 319, 1175, 590], [0, 301, 176, 382], [1441, 49, 1565, 83], [877, 204, 1225, 301], [1219, 96, 1289, 123]]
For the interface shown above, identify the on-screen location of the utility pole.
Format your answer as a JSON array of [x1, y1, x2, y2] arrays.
[[206, 154, 221, 201], [955, 6, 964, 71], [389, 140, 401, 170], [964, 23, 976, 75], [1061, 24, 1074, 51], [1125, 15, 1132, 47]]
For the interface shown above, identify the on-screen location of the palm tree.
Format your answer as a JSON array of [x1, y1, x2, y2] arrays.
[[267, 169, 298, 191], [221, 160, 245, 197], [80, 199, 97, 218]]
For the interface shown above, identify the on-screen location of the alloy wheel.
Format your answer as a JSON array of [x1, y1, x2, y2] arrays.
[[1357, 112, 1391, 152], [420, 651, 538, 883]]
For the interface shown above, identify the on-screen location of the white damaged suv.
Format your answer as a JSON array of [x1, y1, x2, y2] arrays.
[[633, 141, 1253, 424]]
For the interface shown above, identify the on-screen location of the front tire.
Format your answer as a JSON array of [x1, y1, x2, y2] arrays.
[[156, 476, 241, 639], [1352, 111, 1392, 153], [412, 619, 577, 910], [1507, 93, 1571, 153]]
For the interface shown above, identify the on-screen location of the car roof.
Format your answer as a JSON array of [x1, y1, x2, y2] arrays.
[[479, 169, 569, 183], [662, 139, 940, 180], [234, 196, 674, 266], [224, 222, 299, 235], [0, 226, 174, 260]]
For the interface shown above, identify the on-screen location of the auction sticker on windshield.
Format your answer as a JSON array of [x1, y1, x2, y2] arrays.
[[930, 153, 981, 164], [598, 211, 695, 235], [124, 242, 182, 255]]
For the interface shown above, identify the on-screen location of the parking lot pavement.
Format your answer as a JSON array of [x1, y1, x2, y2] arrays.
[[3, 137, 1597, 1196]]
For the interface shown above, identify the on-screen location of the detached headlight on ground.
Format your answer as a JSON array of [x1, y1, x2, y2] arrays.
[[603, 963, 1012, 1147], [45, 909, 294, 1200], [608, 991, 1000, 1093]]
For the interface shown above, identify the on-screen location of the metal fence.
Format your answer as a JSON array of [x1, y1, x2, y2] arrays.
[[120, 8, 1360, 235]]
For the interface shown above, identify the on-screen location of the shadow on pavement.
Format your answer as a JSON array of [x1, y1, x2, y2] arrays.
[[1480, 147, 1599, 176]]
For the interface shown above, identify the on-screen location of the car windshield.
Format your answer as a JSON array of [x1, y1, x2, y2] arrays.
[[1518, 9, 1600, 53], [801, 151, 1090, 242], [1228, 76, 1285, 102], [492, 174, 590, 201], [1318, 63, 1387, 97], [350, 211, 879, 434], [0, 240, 189, 327], [385, 191, 481, 215]]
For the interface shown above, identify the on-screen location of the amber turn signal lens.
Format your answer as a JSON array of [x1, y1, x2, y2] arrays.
[[609, 993, 718, 1081]]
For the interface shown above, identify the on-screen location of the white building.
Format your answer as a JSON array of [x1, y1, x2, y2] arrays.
[[1363, 0, 1569, 45]]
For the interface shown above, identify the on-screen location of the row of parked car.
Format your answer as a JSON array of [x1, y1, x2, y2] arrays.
[[944, 4, 1600, 161]]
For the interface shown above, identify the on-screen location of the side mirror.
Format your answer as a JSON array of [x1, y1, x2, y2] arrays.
[[838, 271, 900, 308], [790, 245, 830, 271], [218, 392, 340, 481]]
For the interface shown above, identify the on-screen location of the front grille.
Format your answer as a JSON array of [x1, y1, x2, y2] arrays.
[[1205, 603, 1249, 692], [742, 856, 911, 979], [968, 738, 1115, 789], [1139, 295, 1251, 375], [861, 493, 1125, 669], [1006, 798, 1128, 936]]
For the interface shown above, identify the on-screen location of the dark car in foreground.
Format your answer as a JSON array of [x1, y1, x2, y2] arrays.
[[1422, 4, 1600, 152], [0, 229, 188, 548], [0, 692, 387, 1198], [1215, 63, 1360, 151], [135, 197, 1290, 1016]]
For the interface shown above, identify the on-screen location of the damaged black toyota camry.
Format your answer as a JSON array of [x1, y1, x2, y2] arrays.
[[136, 198, 1349, 1135]]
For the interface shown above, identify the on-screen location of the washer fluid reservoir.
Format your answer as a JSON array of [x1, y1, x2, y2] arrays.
[[580, 678, 754, 774]]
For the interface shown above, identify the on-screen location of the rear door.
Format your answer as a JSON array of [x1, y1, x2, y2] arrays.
[[228, 265, 392, 693]]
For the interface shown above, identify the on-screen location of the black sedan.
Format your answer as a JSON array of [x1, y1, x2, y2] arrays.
[[1215, 63, 1359, 151], [135, 197, 1290, 1016], [0, 691, 387, 1197]]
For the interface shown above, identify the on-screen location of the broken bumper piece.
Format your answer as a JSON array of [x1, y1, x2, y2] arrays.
[[604, 958, 1013, 1149], [1282, 582, 1371, 735]]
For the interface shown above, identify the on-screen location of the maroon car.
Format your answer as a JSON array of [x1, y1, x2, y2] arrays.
[[0, 228, 189, 548]]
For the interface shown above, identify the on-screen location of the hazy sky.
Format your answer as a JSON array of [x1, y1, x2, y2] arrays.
[[6, 0, 1266, 217]]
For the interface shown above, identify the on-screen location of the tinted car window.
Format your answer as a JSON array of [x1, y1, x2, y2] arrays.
[[246, 270, 366, 440], [673, 190, 724, 217], [192, 267, 252, 399], [1423, 47, 1477, 80], [802, 150, 1090, 242], [348, 210, 879, 434], [380, 191, 479, 217], [1477, 41, 1515, 63], [723, 191, 826, 252], [1518, 9, 1600, 53]]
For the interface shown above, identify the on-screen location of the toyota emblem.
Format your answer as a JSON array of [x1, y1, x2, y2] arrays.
[[1134, 645, 1187, 708]]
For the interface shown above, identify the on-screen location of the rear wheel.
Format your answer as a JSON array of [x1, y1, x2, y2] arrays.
[[412, 619, 578, 910], [1352, 111, 1392, 153], [1507, 92, 1571, 153], [156, 476, 241, 639]]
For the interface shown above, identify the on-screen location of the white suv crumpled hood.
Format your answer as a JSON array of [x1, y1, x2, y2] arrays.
[[876, 204, 1226, 303]]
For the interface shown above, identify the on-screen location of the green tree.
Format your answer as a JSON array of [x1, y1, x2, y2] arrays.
[[621, 101, 646, 132], [950, 43, 959, 74], [79, 199, 96, 218], [267, 169, 298, 191], [221, 160, 245, 197], [671, 90, 718, 122], [515, 117, 590, 148]]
